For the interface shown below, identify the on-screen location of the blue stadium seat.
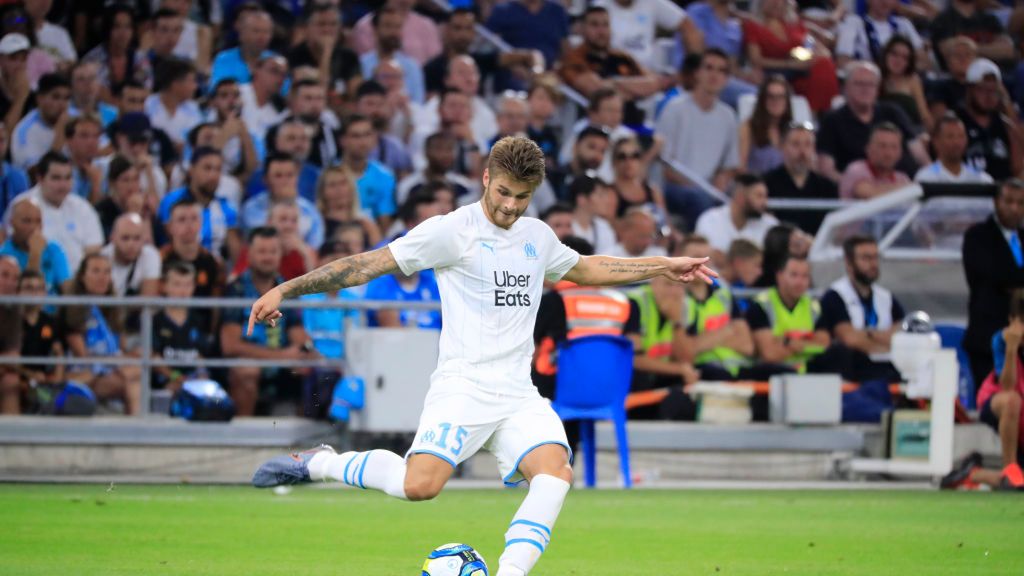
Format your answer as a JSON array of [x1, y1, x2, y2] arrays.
[[553, 335, 634, 489], [934, 324, 975, 409]]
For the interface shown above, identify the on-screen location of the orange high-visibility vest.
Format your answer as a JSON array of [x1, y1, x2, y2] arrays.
[[535, 281, 632, 375]]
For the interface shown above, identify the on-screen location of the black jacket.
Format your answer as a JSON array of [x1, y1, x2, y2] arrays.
[[962, 215, 1024, 351]]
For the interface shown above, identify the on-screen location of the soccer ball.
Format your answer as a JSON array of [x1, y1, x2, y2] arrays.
[[421, 543, 488, 576]]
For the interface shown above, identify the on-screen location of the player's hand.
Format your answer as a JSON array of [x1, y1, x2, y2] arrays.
[[247, 287, 284, 336], [665, 256, 717, 284]]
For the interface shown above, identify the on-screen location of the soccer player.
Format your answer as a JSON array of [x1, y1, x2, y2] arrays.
[[249, 136, 715, 576]]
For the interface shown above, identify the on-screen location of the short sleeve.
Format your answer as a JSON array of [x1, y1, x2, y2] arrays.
[[543, 228, 581, 282], [388, 214, 463, 275], [141, 246, 162, 281], [653, 0, 686, 28], [220, 282, 245, 327], [819, 289, 851, 333], [891, 297, 905, 323], [745, 301, 770, 331]]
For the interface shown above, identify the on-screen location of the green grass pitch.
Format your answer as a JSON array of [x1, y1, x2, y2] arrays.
[[1, 484, 1022, 575]]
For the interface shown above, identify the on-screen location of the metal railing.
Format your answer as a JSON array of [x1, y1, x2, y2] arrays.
[[0, 295, 442, 416]]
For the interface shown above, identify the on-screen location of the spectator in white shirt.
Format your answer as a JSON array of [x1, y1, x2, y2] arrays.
[[915, 114, 994, 184], [101, 213, 161, 297], [24, 0, 76, 64], [144, 58, 201, 151], [596, 0, 703, 71], [5, 153, 103, 271], [695, 173, 779, 265], [239, 54, 288, 142], [835, 0, 925, 69], [569, 176, 619, 255], [11, 72, 69, 171]]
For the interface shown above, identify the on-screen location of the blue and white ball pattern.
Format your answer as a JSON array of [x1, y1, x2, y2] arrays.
[[421, 543, 488, 576]]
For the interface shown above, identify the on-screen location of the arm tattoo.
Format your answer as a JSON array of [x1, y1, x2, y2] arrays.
[[596, 260, 664, 276], [277, 247, 400, 298]]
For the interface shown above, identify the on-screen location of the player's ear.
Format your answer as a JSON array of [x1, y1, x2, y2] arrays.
[[481, 167, 489, 192]]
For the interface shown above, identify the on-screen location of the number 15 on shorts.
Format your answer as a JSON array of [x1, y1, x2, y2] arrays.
[[420, 422, 469, 456]]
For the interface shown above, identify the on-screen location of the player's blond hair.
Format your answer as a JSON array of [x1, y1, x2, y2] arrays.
[[487, 136, 546, 190]]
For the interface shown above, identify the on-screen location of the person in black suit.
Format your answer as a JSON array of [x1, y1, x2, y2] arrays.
[[963, 179, 1024, 387]]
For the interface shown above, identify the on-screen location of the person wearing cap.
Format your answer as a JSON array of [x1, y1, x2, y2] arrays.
[[10, 72, 70, 171], [930, 0, 1014, 72], [956, 58, 1023, 182], [105, 111, 169, 199], [110, 85, 179, 175], [0, 33, 33, 135], [914, 114, 994, 184]]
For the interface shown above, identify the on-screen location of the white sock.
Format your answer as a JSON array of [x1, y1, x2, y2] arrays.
[[308, 449, 408, 500], [497, 474, 571, 576]]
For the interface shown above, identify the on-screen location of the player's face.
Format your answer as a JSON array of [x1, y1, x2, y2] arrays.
[[482, 169, 534, 230]]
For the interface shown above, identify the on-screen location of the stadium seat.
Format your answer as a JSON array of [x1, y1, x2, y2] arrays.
[[553, 335, 634, 489]]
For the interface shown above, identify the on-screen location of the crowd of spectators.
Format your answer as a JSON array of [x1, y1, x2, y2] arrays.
[[0, 0, 1018, 421]]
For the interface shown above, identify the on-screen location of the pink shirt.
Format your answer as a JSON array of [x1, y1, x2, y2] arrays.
[[838, 160, 911, 200], [352, 10, 443, 65]]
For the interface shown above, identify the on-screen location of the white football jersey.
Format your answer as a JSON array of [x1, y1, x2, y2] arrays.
[[389, 202, 580, 395]]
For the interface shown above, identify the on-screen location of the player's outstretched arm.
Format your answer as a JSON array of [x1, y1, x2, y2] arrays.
[[562, 254, 717, 287], [246, 246, 400, 336]]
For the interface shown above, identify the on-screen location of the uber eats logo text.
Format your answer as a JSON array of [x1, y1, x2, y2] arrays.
[[493, 270, 532, 307]]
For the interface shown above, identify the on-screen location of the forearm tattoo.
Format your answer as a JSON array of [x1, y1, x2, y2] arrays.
[[278, 247, 399, 298], [597, 260, 664, 276]]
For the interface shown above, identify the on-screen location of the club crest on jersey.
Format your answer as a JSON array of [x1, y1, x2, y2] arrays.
[[524, 241, 538, 260]]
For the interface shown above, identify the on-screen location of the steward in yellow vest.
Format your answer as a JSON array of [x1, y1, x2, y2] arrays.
[[746, 256, 830, 373]]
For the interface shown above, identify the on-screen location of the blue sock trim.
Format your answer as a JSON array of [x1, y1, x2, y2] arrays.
[[357, 452, 370, 489], [509, 519, 552, 538], [342, 453, 356, 486], [505, 538, 545, 554], [528, 528, 551, 544]]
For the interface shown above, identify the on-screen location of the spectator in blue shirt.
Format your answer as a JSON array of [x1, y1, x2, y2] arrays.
[[0, 198, 69, 294], [220, 226, 316, 416], [358, 6, 426, 104], [209, 9, 275, 90], [365, 267, 442, 330], [158, 147, 241, 260], [339, 114, 397, 231], [0, 125, 31, 219], [302, 240, 363, 361], [242, 154, 325, 249], [68, 61, 120, 129], [486, 0, 569, 77]]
